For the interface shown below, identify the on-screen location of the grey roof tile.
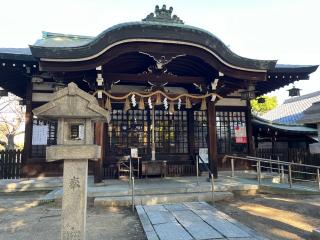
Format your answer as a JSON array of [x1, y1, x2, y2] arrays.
[[262, 91, 320, 125]]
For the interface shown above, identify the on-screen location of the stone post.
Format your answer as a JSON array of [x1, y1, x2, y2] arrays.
[[61, 159, 88, 240]]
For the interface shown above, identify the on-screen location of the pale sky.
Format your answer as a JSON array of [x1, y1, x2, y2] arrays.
[[1, 0, 319, 103]]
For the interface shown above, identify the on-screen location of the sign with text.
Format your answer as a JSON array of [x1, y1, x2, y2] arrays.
[[32, 125, 48, 145], [131, 147, 139, 158], [235, 124, 247, 144], [199, 148, 208, 163]]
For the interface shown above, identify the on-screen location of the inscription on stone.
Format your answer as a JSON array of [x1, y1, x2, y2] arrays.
[[69, 176, 80, 191], [63, 225, 81, 240]]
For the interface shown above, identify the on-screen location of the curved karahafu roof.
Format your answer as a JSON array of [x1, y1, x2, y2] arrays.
[[29, 5, 276, 73], [30, 21, 276, 72]]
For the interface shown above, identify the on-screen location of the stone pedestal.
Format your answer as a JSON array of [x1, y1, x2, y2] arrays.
[[61, 159, 88, 240]]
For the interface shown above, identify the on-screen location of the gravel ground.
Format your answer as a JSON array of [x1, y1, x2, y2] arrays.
[[215, 193, 320, 240], [0, 192, 146, 240]]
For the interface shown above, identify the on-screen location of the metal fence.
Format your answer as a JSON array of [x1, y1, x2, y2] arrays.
[[224, 155, 320, 190], [256, 148, 320, 167]]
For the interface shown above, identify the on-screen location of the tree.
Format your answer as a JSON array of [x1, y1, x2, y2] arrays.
[[250, 95, 277, 116], [0, 94, 25, 150]]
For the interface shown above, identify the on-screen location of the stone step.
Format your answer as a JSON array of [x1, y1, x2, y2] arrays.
[[94, 191, 233, 207]]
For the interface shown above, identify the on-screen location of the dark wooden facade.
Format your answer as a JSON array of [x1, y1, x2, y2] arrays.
[[0, 6, 317, 181]]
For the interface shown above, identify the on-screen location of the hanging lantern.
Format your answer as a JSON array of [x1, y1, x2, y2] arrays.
[[200, 98, 207, 110], [123, 98, 130, 113], [287, 86, 301, 97], [155, 93, 162, 105], [169, 101, 175, 114], [104, 97, 112, 110], [185, 97, 192, 109], [257, 97, 266, 103], [138, 97, 145, 110]]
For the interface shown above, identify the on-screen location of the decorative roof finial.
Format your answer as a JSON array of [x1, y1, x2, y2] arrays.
[[142, 5, 184, 24]]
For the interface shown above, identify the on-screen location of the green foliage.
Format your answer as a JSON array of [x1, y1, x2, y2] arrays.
[[250, 96, 277, 115]]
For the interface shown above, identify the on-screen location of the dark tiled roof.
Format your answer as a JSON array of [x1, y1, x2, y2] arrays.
[[262, 91, 320, 125], [0, 48, 35, 61], [0, 48, 32, 55]]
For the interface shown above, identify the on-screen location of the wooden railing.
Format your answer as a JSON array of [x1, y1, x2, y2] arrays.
[[0, 149, 23, 179]]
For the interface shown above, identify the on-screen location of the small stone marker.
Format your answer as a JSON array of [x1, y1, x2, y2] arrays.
[[33, 82, 110, 240]]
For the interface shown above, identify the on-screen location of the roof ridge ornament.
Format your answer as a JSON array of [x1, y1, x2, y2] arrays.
[[142, 5, 184, 24]]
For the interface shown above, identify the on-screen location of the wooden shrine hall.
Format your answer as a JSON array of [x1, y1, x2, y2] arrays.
[[0, 5, 318, 182]]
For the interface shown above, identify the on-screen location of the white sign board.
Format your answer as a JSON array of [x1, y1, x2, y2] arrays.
[[32, 125, 48, 145], [131, 148, 138, 158], [199, 148, 208, 163]]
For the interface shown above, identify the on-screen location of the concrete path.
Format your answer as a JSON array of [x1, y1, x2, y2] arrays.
[[136, 202, 268, 240]]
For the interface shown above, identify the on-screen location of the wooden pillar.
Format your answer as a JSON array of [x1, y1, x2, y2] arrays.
[[246, 100, 254, 156], [94, 122, 105, 183], [207, 101, 218, 178], [22, 79, 33, 177], [187, 109, 195, 157], [94, 97, 105, 183]]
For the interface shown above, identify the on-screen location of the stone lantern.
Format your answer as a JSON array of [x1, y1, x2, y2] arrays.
[[33, 82, 110, 240]]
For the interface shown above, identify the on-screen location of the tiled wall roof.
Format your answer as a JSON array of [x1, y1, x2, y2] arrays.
[[262, 91, 320, 125]]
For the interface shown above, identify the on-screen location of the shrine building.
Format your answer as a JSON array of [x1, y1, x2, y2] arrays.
[[0, 5, 317, 181]]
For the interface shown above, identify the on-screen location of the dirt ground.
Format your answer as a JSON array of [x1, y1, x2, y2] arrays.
[[215, 193, 320, 240], [0, 192, 146, 240], [1, 192, 320, 240]]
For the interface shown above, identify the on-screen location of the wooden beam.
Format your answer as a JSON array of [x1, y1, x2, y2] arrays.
[[103, 73, 207, 85]]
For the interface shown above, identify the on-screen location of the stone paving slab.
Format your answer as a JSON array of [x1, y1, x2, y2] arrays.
[[193, 209, 251, 238], [172, 210, 223, 239], [153, 222, 193, 240], [146, 211, 177, 225], [137, 202, 268, 240]]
